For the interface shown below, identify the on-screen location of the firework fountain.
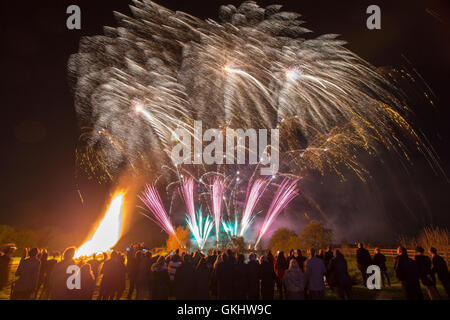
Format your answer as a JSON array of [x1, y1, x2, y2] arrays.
[[210, 178, 227, 244], [254, 179, 299, 248], [239, 179, 266, 237], [139, 184, 176, 237]]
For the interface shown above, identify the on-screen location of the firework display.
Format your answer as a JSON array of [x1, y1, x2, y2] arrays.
[[69, 1, 444, 247]]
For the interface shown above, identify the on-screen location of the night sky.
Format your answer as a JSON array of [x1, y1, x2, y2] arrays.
[[1, 0, 449, 243]]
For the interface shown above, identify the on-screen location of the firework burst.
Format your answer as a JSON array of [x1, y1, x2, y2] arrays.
[[70, 0, 441, 185], [139, 184, 176, 236], [186, 207, 213, 250], [255, 178, 299, 248]]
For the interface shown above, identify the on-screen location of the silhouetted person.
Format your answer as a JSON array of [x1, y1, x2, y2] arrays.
[[327, 249, 352, 300], [356, 243, 372, 287], [0, 244, 15, 291], [151, 256, 170, 300], [232, 253, 248, 299], [168, 254, 182, 297], [259, 255, 275, 300], [38, 251, 58, 299], [305, 248, 327, 300], [414, 246, 440, 300], [98, 252, 120, 300], [12, 248, 41, 300], [88, 253, 101, 280], [194, 257, 211, 299], [275, 251, 288, 299], [266, 250, 275, 266], [287, 250, 295, 264], [429, 247, 450, 298], [136, 251, 152, 299], [295, 249, 306, 273], [283, 259, 305, 300], [394, 247, 423, 300], [324, 247, 334, 267], [174, 254, 196, 300], [73, 263, 96, 300], [213, 253, 233, 300], [210, 254, 222, 298], [49, 247, 76, 300], [113, 253, 126, 300], [126, 247, 138, 299], [373, 248, 390, 287], [317, 249, 324, 260], [246, 253, 260, 300]]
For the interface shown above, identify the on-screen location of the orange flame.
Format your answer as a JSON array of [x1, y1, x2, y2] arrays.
[[75, 192, 125, 258]]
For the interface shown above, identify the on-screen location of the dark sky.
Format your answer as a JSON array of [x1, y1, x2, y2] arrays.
[[1, 0, 449, 242]]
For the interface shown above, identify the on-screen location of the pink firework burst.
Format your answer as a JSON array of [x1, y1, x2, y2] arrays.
[[254, 179, 299, 248], [210, 177, 226, 243], [239, 179, 266, 237], [180, 177, 202, 245], [139, 184, 176, 236]]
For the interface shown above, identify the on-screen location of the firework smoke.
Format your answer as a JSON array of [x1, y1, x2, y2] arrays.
[[70, 0, 440, 184]]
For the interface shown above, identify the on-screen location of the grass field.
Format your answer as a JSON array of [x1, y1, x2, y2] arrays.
[[1, 255, 447, 300]]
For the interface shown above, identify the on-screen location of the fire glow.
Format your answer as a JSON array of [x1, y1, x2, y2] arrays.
[[75, 192, 125, 258]]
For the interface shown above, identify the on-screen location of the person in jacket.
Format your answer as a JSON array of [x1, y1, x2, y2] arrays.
[[259, 255, 276, 300], [324, 247, 334, 267], [126, 246, 138, 299], [429, 247, 450, 298], [274, 251, 288, 299], [98, 251, 121, 300], [195, 257, 211, 299], [38, 251, 58, 300], [136, 250, 152, 299], [12, 248, 41, 300], [113, 253, 127, 300], [0, 245, 15, 291], [232, 253, 248, 299], [49, 247, 76, 300], [394, 247, 423, 300], [210, 254, 222, 298], [212, 253, 233, 300], [73, 263, 96, 300], [295, 249, 306, 273], [305, 248, 327, 300], [174, 254, 196, 300], [372, 248, 390, 287], [317, 249, 324, 260], [414, 246, 440, 300], [151, 255, 170, 299], [356, 243, 372, 287], [283, 259, 305, 300], [327, 249, 352, 300], [246, 253, 260, 300], [168, 254, 182, 297]]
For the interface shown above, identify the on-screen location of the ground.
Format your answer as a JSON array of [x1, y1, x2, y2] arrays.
[[0, 255, 447, 300]]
